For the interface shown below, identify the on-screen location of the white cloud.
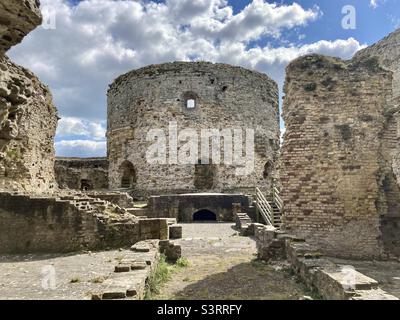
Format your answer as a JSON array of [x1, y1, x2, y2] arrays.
[[57, 117, 106, 141], [8, 0, 366, 157], [55, 140, 106, 157]]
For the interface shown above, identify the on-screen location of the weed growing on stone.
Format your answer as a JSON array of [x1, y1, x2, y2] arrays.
[[145, 254, 190, 299], [70, 277, 81, 283], [176, 257, 190, 268]]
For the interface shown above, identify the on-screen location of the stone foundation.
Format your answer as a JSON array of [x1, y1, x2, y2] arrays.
[[254, 224, 398, 300]]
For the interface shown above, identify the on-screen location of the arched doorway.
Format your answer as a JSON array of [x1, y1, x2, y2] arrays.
[[193, 209, 217, 222], [119, 160, 136, 188], [80, 179, 92, 191], [263, 161, 273, 179]]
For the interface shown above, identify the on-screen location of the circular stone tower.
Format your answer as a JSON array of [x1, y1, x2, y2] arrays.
[[107, 61, 279, 197]]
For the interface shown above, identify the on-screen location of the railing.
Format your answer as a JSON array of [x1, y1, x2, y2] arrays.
[[255, 187, 274, 226], [273, 186, 283, 212]]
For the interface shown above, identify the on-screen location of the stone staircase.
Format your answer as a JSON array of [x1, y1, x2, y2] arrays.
[[254, 187, 283, 229], [266, 197, 282, 229]]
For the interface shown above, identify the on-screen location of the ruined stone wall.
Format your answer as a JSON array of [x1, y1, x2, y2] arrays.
[[0, 57, 58, 192], [0, 192, 169, 253], [354, 29, 400, 196], [0, 0, 58, 193], [281, 54, 396, 259], [0, 0, 42, 55], [107, 62, 280, 197], [55, 157, 109, 190], [354, 29, 400, 101]]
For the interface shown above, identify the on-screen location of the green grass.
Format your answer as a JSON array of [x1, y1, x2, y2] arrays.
[[176, 257, 190, 268], [145, 254, 190, 299]]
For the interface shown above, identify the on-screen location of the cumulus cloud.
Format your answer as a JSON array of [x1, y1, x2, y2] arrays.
[[55, 140, 106, 157], [8, 0, 366, 157], [57, 117, 106, 140]]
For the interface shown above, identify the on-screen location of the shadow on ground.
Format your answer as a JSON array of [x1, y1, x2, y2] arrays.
[[155, 259, 308, 300]]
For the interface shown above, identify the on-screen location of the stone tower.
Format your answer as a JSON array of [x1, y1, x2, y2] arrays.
[[107, 62, 280, 197]]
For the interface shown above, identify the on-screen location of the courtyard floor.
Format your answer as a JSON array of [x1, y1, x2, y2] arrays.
[[151, 223, 309, 300], [0, 249, 140, 299]]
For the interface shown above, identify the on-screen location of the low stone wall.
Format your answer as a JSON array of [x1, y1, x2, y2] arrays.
[[86, 191, 134, 208], [254, 224, 398, 300], [91, 239, 182, 300], [147, 193, 250, 222], [0, 192, 168, 254]]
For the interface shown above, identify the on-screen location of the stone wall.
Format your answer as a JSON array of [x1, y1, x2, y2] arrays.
[[107, 62, 280, 197], [0, 192, 169, 254], [0, 0, 42, 55], [0, 0, 58, 193], [147, 193, 251, 222], [354, 29, 399, 102], [281, 54, 397, 259], [55, 157, 109, 190]]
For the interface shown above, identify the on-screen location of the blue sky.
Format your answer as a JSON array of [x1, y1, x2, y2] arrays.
[[8, 0, 400, 157]]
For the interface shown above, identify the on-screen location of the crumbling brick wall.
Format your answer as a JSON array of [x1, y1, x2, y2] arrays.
[[107, 62, 280, 197], [281, 54, 397, 259]]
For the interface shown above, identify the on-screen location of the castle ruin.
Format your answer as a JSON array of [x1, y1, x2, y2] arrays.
[[1, 0, 400, 301]]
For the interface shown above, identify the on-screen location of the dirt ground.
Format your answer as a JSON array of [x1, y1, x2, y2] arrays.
[[152, 223, 309, 300]]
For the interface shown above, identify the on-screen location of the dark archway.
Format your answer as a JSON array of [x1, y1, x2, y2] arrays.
[[263, 161, 273, 179], [80, 179, 92, 191], [193, 209, 217, 222], [119, 160, 137, 188]]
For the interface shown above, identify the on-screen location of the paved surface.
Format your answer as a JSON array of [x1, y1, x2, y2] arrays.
[[330, 258, 400, 299], [0, 250, 144, 300], [153, 223, 308, 300]]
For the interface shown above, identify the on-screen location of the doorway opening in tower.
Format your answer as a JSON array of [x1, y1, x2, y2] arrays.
[[193, 209, 217, 222]]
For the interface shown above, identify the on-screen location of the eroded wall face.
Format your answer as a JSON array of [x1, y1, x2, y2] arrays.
[[107, 62, 280, 197], [0, 0, 42, 55], [281, 55, 395, 259], [0, 1, 58, 193], [0, 57, 57, 192], [55, 158, 109, 190]]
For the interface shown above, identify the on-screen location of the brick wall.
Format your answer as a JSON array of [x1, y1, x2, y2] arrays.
[[281, 54, 396, 258]]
